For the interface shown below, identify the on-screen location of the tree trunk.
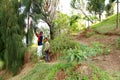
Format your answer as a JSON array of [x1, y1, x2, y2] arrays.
[[26, 13, 29, 46], [116, 0, 119, 28], [99, 13, 101, 21], [46, 21, 54, 39], [50, 26, 54, 39]]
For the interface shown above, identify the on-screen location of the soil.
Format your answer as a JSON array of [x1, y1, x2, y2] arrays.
[[73, 33, 120, 73], [54, 69, 66, 80]]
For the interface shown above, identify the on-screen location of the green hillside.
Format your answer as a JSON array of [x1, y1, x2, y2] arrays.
[[92, 13, 120, 34]]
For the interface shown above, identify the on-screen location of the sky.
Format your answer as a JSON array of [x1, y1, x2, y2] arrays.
[[58, 0, 72, 15], [58, 0, 120, 15]]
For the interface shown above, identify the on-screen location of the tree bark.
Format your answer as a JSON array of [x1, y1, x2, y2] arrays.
[[99, 13, 101, 21], [47, 21, 54, 39], [116, 0, 119, 28]]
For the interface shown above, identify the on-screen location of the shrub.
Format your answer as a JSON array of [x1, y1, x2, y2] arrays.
[[50, 34, 78, 54], [65, 42, 104, 63]]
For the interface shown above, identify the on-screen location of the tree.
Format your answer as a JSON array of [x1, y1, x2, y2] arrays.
[[105, 0, 116, 16], [26, 0, 59, 39], [71, 0, 93, 23], [40, 0, 59, 39], [52, 13, 70, 35], [105, 4, 114, 16], [0, 0, 25, 74], [87, 0, 105, 21]]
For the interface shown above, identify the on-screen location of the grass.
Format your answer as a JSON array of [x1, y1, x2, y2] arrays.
[[20, 62, 73, 80], [18, 61, 113, 80], [91, 13, 120, 33]]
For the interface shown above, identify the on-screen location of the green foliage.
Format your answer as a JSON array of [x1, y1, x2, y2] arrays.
[[50, 34, 78, 54], [69, 15, 80, 26], [115, 37, 120, 50], [0, 0, 25, 74], [69, 22, 79, 32], [27, 26, 34, 45], [87, 0, 105, 20], [52, 13, 70, 35], [65, 42, 104, 62], [0, 60, 4, 70], [105, 3, 114, 16]]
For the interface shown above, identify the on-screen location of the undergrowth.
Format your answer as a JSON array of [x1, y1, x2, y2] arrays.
[[63, 42, 109, 63], [50, 34, 78, 54]]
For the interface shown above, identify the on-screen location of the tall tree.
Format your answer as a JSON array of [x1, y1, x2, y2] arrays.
[[87, 0, 105, 21], [40, 0, 59, 39], [0, 0, 25, 74], [22, 0, 59, 39]]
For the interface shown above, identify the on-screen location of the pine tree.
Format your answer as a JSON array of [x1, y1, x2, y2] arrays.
[[0, 0, 25, 74]]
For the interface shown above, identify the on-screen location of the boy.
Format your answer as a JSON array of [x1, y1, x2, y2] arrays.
[[34, 28, 43, 58], [43, 37, 50, 62]]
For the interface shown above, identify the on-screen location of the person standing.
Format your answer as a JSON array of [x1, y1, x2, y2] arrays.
[[34, 28, 43, 58], [43, 37, 50, 62]]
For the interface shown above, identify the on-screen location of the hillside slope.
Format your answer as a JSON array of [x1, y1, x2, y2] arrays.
[[92, 13, 120, 34]]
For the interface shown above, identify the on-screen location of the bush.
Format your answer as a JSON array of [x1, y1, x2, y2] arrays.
[[115, 37, 120, 49], [65, 42, 104, 63], [50, 34, 78, 54]]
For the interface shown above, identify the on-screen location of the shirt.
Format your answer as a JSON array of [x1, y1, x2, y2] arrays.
[[44, 41, 50, 51], [36, 34, 43, 45]]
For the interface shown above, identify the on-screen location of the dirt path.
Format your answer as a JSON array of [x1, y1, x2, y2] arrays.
[[73, 34, 120, 73]]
